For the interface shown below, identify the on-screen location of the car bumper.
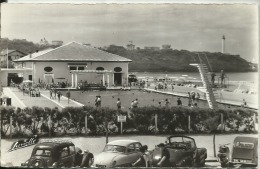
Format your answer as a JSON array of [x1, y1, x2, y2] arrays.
[[230, 161, 257, 166]]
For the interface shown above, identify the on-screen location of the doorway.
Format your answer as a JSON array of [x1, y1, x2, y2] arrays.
[[114, 73, 122, 86]]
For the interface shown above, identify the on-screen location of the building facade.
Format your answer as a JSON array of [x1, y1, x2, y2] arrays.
[[0, 49, 26, 67], [13, 42, 131, 88]]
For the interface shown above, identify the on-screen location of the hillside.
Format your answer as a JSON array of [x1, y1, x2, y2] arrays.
[[0, 38, 60, 55], [0, 39, 256, 72], [104, 45, 256, 72]]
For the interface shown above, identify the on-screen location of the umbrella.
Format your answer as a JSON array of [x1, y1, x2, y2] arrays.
[[23, 80, 33, 83]]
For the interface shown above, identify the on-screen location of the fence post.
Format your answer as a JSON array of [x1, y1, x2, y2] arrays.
[[188, 115, 190, 133], [10, 115, 12, 139], [155, 114, 158, 135], [221, 113, 224, 132], [85, 115, 88, 135], [120, 121, 123, 135], [253, 113, 256, 131]]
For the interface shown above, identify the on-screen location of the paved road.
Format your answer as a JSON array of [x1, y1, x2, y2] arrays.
[[1, 134, 257, 167]]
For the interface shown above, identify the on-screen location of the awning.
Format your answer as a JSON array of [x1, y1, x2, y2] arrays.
[[67, 63, 88, 66]]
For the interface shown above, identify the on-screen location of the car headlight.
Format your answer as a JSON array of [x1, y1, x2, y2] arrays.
[[52, 162, 58, 167], [112, 161, 116, 167]]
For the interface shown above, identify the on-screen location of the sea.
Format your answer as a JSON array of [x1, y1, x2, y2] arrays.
[[131, 72, 258, 83]]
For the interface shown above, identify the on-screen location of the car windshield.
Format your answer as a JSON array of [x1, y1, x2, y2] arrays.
[[34, 149, 51, 156], [234, 142, 254, 149], [168, 137, 195, 149], [103, 145, 126, 153]]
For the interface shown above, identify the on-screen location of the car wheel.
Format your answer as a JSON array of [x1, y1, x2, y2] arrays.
[[31, 159, 45, 168]]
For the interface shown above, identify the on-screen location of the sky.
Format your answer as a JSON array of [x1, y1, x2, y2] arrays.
[[1, 4, 259, 63]]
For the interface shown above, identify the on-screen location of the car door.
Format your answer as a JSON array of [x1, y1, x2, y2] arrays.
[[127, 143, 142, 165], [60, 146, 73, 167]]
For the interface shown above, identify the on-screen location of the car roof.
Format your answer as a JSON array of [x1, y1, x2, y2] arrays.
[[34, 142, 74, 149], [167, 135, 195, 141], [234, 136, 258, 143], [107, 140, 140, 147]]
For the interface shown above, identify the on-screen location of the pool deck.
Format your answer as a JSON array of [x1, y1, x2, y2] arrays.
[[144, 86, 258, 110], [1, 87, 84, 109], [1, 86, 258, 110]]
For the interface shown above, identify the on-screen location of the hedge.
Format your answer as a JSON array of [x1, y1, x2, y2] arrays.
[[0, 105, 257, 138]]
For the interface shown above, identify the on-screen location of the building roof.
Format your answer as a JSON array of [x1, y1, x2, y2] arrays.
[[0, 49, 26, 56], [15, 48, 53, 61], [14, 42, 132, 62]]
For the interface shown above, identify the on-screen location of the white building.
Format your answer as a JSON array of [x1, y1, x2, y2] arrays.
[[10, 42, 131, 88]]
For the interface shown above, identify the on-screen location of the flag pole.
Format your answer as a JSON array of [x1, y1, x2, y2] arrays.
[[7, 48, 8, 69]]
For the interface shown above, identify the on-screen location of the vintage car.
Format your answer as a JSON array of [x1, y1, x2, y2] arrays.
[[229, 136, 258, 167], [128, 74, 138, 83], [93, 140, 142, 167], [21, 140, 82, 168], [152, 136, 207, 167]]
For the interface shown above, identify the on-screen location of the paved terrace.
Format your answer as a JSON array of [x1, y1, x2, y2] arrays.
[[2, 87, 84, 109]]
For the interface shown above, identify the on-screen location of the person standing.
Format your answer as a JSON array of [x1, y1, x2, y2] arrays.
[[165, 99, 170, 108], [50, 89, 53, 99], [171, 84, 174, 91], [66, 89, 70, 104], [80, 150, 94, 168], [117, 98, 121, 111], [143, 145, 152, 167], [132, 146, 147, 167], [130, 100, 134, 110], [54, 88, 57, 99], [156, 143, 170, 167], [57, 91, 62, 102], [133, 98, 138, 108], [97, 96, 101, 108], [220, 70, 226, 87], [211, 72, 216, 86], [177, 98, 182, 106]]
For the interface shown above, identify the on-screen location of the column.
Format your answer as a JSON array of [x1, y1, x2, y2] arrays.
[[102, 73, 105, 86], [75, 73, 78, 88], [112, 73, 114, 86], [71, 73, 74, 88], [107, 74, 110, 87]]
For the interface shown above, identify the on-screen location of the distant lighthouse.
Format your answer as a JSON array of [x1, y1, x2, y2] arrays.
[[221, 35, 225, 53]]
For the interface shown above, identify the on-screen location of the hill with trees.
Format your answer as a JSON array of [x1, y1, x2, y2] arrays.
[[104, 45, 256, 72], [0, 38, 60, 56], [0, 39, 256, 72]]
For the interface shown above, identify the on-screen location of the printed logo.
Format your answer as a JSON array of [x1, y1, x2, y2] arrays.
[[8, 135, 39, 152]]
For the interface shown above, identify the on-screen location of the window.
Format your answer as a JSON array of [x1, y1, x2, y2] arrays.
[[44, 66, 53, 72], [114, 67, 122, 72], [96, 67, 104, 71], [69, 66, 77, 70], [35, 149, 51, 156], [135, 143, 141, 151], [61, 147, 69, 157], [127, 144, 135, 153], [69, 146, 75, 154], [78, 66, 84, 70]]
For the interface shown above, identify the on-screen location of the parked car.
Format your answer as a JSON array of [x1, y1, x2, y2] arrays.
[[229, 136, 258, 167], [151, 136, 207, 167], [128, 74, 138, 83], [21, 140, 82, 168], [93, 140, 142, 167]]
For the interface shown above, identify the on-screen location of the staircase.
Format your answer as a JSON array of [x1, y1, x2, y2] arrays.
[[190, 63, 218, 109]]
